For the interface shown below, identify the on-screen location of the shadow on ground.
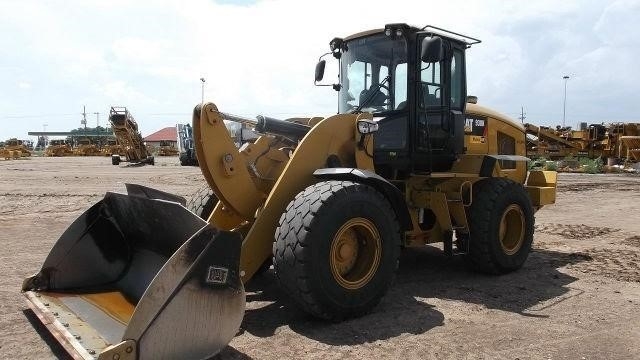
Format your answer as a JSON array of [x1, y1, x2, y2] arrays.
[[240, 246, 591, 346], [26, 246, 591, 358], [25, 306, 251, 360]]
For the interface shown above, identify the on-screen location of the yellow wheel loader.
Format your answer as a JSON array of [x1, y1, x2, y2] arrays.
[[22, 24, 556, 359], [45, 139, 74, 157]]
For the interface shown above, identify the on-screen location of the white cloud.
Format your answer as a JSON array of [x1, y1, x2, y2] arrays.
[[18, 82, 31, 89], [99, 81, 157, 105], [594, 0, 640, 46], [0, 0, 638, 139]]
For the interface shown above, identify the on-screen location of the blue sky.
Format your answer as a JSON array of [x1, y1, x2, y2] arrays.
[[1, 0, 638, 140]]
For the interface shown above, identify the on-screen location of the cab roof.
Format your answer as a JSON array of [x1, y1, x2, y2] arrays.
[[343, 24, 481, 47]]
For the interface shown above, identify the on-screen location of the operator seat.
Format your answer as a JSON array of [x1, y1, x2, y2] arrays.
[[359, 88, 387, 108]]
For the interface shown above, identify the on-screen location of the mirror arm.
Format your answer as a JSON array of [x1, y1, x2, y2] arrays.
[[313, 83, 341, 92], [317, 52, 332, 62]]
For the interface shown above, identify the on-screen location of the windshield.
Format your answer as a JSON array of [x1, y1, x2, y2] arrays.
[[339, 33, 407, 114]]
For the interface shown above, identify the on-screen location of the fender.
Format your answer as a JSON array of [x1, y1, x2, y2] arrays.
[[480, 154, 531, 177], [313, 168, 412, 232]]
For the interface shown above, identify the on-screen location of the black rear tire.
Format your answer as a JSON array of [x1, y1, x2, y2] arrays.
[[465, 178, 535, 274], [111, 155, 120, 166], [273, 180, 401, 320]]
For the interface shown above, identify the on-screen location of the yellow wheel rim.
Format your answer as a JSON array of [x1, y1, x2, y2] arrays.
[[330, 217, 381, 290], [499, 204, 525, 255]]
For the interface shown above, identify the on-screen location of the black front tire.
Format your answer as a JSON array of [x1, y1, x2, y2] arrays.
[[187, 185, 218, 220], [273, 180, 401, 320], [465, 178, 535, 274], [111, 155, 120, 166], [186, 184, 273, 275]]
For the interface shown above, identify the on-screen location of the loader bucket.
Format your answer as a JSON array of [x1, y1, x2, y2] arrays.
[[22, 184, 245, 360]]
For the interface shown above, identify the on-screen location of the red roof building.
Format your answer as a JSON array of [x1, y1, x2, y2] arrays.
[[143, 127, 177, 142]]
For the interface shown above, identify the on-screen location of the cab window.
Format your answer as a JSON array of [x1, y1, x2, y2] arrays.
[[420, 61, 442, 108], [497, 131, 516, 169], [450, 49, 463, 109]]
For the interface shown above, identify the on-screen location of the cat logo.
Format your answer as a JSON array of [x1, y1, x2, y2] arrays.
[[465, 116, 487, 136]]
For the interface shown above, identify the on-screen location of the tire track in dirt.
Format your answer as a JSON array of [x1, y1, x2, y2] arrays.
[[534, 224, 640, 282], [535, 223, 620, 239], [568, 249, 640, 282], [623, 236, 640, 248]]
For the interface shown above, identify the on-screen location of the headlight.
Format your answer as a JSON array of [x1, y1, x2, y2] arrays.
[[357, 120, 379, 134]]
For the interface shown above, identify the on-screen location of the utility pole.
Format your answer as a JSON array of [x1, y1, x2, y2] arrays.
[[80, 106, 88, 145], [81, 106, 87, 130], [518, 106, 526, 124], [94, 112, 100, 128], [562, 75, 570, 128]]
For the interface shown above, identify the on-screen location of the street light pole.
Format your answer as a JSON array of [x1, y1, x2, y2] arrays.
[[200, 77, 206, 104], [562, 75, 570, 128]]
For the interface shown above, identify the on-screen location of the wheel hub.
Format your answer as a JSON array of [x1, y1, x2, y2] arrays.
[[499, 204, 525, 255], [330, 218, 381, 290]]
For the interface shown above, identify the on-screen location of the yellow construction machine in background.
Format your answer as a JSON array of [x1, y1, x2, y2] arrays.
[[108, 107, 154, 166], [73, 138, 102, 156], [23, 24, 556, 359], [1, 138, 31, 159], [101, 139, 125, 157], [157, 140, 179, 156], [526, 121, 640, 162], [44, 139, 74, 157]]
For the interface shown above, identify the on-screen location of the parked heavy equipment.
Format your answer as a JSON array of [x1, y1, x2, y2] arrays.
[[101, 138, 125, 157], [526, 121, 640, 162], [23, 24, 556, 359], [157, 140, 179, 156], [178, 123, 199, 166], [44, 139, 73, 157], [620, 136, 640, 163], [108, 107, 154, 165], [73, 138, 102, 156], [1, 138, 32, 159]]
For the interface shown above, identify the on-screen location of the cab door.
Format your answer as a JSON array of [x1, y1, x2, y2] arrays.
[[413, 37, 466, 172]]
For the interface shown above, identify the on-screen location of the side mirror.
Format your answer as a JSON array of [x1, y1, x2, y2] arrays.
[[421, 36, 444, 63], [315, 60, 326, 83]]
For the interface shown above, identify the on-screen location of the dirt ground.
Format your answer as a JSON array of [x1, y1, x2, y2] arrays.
[[1, 156, 639, 359]]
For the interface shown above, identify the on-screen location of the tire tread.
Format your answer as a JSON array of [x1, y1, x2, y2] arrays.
[[273, 180, 401, 320]]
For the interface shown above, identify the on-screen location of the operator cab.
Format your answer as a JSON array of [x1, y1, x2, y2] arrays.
[[316, 24, 480, 178]]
